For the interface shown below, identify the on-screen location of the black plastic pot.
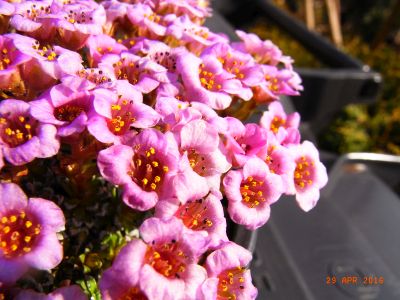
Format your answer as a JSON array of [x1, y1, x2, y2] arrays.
[[210, 0, 382, 134]]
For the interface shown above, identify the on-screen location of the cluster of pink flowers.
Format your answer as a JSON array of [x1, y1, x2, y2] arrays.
[[0, 0, 327, 299]]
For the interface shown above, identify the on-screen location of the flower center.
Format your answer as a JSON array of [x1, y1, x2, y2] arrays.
[[129, 147, 168, 192], [108, 99, 136, 135], [31, 41, 58, 61], [187, 149, 207, 176], [219, 55, 245, 79], [265, 75, 280, 92], [54, 104, 84, 122], [264, 147, 282, 175], [199, 63, 221, 91], [217, 266, 246, 300], [294, 156, 314, 189], [113, 58, 139, 83], [0, 115, 37, 147], [240, 176, 266, 208], [77, 69, 111, 85], [0, 47, 11, 70], [0, 210, 41, 258], [119, 286, 148, 300], [150, 51, 176, 72], [97, 46, 113, 55], [145, 241, 187, 279], [270, 116, 285, 133], [24, 4, 51, 21], [174, 198, 213, 230], [64, 10, 93, 24], [144, 13, 161, 23], [184, 25, 209, 39]]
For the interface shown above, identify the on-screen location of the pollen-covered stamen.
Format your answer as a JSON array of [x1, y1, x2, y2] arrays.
[[63, 9, 93, 25], [128, 147, 168, 192], [198, 63, 222, 91], [265, 74, 281, 93], [108, 98, 136, 135], [96, 46, 113, 55], [31, 41, 58, 61], [0, 210, 41, 258], [174, 198, 213, 230], [270, 116, 286, 133], [143, 13, 161, 24], [217, 266, 247, 300], [54, 103, 84, 122], [264, 146, 281, 174], [240, 176, 266, 208], [187, 149, 208, 176], [24, 4, 51, 21], [77, 69, 111, 85], [0, 115, 38, 147], [183, 27, 209, 39], [218, 54, 245, 80], [119, 286, 148, 300], [150, 51, 176, 72], [145, 241, 187, 279], [113, 58, 140, 84], [294, 156, 314, 189], [0, 47, 11, 70]]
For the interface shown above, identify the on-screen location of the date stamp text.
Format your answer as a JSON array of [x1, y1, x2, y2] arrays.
[[326, 275, 384, 286]]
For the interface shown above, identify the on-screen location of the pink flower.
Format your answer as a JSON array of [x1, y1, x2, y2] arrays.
[[126, 3, 173, 39], [223, 117, 268, 167], [233, 30, 292, 67], [202, 42, 264, 95], [98, 51, 161, 94], [97, 129, 181, 211], [155, 96, 228, 134], [255, 65, 303, 102], [85, 34, 127, 67], [260, 101, 300, 135], [101, 0, 132, 36], [223, 157, 283, 230], [177, 52, 244, 109], [130, 39, 186, 84], [179, 119, 231, 190], [287, 141, 328, 212], [30, 80, 96, 137], [100, 240, 150, 300], [10, 33, 83, 92], [0, 34, 31, 91], [200, 242, 257, 300], [155, 191, 228, 249], [0, 182, 65, 284], [167, 15, 227, 53], [9, 0, 61, 42], [152, 0, 211, 22], [140, 217, 208, 300], [100, 217, 208, 300], [0, 99, 60, 166], [87, 81, 159, 144], [257, 132, 296, 192], [55, 2, 106, 50], [15, 285, 87, 300]]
